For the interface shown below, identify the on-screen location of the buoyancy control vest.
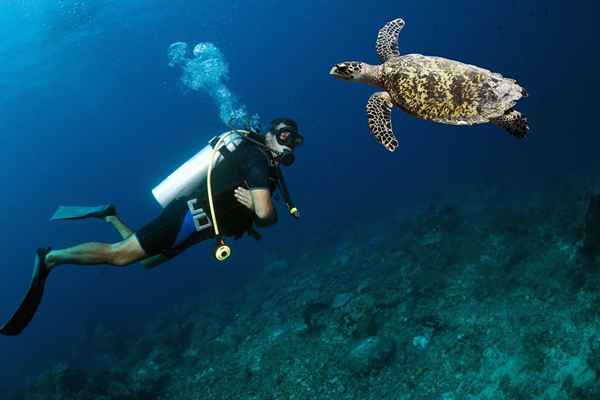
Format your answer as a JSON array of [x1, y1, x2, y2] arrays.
[[152, 130, 298, 217]]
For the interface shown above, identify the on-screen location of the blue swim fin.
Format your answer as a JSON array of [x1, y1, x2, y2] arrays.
[[50, 204, 116, 221]]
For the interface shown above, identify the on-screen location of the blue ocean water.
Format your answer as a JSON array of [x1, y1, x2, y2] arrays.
[[0, 0, 599, 396]]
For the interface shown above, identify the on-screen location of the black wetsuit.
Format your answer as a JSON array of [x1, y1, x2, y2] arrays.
[[137, 140, 278, 257]]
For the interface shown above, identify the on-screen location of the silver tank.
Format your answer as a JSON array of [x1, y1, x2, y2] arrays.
[[152, 130, 245, 208]]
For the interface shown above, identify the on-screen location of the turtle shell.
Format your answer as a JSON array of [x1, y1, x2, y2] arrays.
[[382, 54, 526, 125]]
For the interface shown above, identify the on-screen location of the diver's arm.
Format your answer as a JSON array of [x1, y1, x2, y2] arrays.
[[250, 188, 278, 226], [235, 187, 278, 227], [254, 204, 278, 227]]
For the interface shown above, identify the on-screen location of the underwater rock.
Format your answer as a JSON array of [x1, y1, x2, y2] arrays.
[[265, 259, 290, 276], [201, 337, 231, 356], [331, 292, 353, 309], [239, 347, 266, 381], [294, 286, 322, 308], [129, 350, 172, 398], [412, 335, 430, 350], [586, 335, 600, 376], [333, 252, 352, 266], [201, 324, 243, 356], [301, 301, 329, 333], [53, 364, 88, 394], [337, 294, 378, 338], [289, 319, 309, 334], [419, 230, 443, 246], [411, 327, 434, 351], [87, 369, 130, 398], [357, 280, 372, 294], [565, 381, 600, 400], [346, 336, 396, 375], [582, 193, 600, 258]]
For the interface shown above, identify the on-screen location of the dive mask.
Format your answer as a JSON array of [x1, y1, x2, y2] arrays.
[[273, 125, 302, 167], [275, 125, 304, 149]]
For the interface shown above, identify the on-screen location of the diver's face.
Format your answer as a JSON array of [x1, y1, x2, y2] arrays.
[[275, 123, 295, 148], [266, 126, 292, 154]]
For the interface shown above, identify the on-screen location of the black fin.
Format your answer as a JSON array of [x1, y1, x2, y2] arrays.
[[0, 248, 52, 336]]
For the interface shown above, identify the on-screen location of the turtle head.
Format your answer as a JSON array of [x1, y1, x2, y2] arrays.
[[330, 62, 382, 87], [329, 62, 363, 81]]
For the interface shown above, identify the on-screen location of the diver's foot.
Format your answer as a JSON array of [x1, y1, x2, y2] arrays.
[[43, 249, 62, 271], [92, 204, 117, 221], [103, 215, 116, 224], [36, 247, 52, 278]]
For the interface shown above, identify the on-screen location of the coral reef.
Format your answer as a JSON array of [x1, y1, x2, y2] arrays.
[[582, 192, 600, 260], [14, 184, 600, 399]]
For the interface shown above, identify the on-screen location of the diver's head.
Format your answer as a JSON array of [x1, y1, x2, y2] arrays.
[[265, 118, 303, 167], [329, 62, 382, 87]]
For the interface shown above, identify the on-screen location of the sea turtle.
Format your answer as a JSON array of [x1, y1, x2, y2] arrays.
[[329, 18, 529, 152]]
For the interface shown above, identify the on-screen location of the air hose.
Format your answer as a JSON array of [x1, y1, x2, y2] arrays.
[[207, 130, 249, 261]]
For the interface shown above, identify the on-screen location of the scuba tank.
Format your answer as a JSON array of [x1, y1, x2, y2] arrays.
[[152, 130, 245, 208]]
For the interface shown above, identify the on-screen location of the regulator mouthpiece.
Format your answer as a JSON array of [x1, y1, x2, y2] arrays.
[[277, 150, 295, 167]]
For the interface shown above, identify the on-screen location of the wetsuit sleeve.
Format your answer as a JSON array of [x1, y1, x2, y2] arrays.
[[244, 149, 270, 189]]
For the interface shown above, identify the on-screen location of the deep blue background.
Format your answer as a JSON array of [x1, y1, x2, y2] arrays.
[[1, 0, 598, 393]]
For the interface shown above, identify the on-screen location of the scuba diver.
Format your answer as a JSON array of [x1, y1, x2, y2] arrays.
[[0, 118, 304, 336]]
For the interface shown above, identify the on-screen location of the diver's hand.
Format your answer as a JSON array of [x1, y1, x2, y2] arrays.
[[234, 187, 254, 211]]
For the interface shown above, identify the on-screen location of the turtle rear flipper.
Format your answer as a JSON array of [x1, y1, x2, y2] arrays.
[[492, 110, 529, 139], [366, 92, 398, 151]]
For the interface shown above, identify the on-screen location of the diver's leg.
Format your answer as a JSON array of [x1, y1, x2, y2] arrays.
[[107, 214, 168, 268], [45, 234, 147, 269], [141, 253, 174, 269], [104, 215, 134, 239]]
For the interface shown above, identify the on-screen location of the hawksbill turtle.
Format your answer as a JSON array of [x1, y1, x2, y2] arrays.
[[329, 18, 529, 152]]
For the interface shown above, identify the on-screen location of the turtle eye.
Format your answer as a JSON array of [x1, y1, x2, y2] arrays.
[[338, 65, 352, 76]]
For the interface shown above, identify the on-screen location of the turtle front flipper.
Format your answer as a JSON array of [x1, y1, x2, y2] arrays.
[[376, 18, 405, 63], [491, 109, 530, 139], [366, 92, 398, 152]]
